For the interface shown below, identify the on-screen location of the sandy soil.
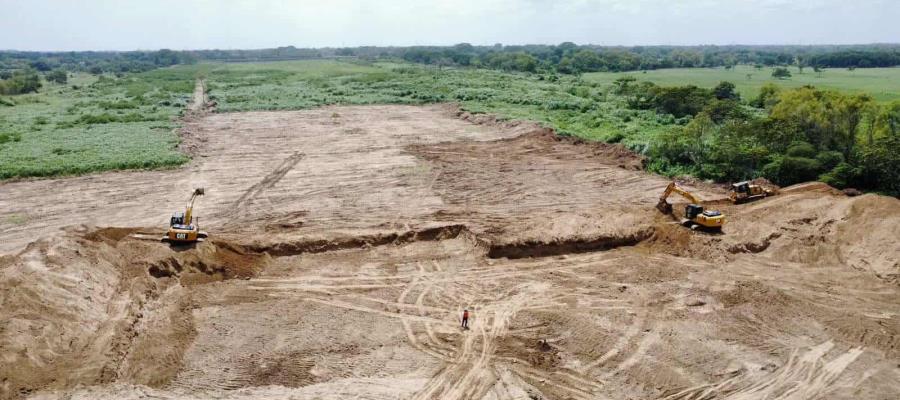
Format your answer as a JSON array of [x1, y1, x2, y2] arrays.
[[1, 104, 898, 400]]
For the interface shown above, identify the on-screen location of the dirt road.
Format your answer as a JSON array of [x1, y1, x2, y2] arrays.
[[1, 105, 898, 399]]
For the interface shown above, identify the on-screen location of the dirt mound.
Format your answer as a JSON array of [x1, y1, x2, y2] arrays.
[[454, 107, 647, 171], [0, 228, 275, 399], [780, 181, 844, 195]]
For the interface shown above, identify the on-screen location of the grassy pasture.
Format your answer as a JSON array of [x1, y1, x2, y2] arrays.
[[584, 65, 900, 102], [0, 70, 196, 179], [1, 60, 897, 180]]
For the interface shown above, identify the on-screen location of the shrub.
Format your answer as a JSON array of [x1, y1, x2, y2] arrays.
[[814, 151, 844, 170], [629, 84, 713, 118], [46, 70, 68, 84], [0, 70, 42, 95], [820, 162, 862, 189], [713, 81, 739, 100], [762, 155, 822, 185], [753, 83, 781, 108], [786, 142, 817, 158], [0, 132, 22, 145], [860, 135, 900, 195], [772, 67, 792, 79], [605, 131, 625, 143]]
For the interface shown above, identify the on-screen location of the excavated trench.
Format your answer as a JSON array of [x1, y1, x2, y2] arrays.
[[141, 224, 657, 282], [243, 224, 474, 257], [485, 228, 655, 259]]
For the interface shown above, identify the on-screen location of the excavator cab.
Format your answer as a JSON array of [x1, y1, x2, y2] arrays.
[[170, 212, 186, 227], [163, 188, 208, 243], [685, 204, 704, 220], [732, 182, 751, 195]]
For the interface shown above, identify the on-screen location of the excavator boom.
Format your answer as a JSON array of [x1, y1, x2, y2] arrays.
[[183, 188, 204, 225]]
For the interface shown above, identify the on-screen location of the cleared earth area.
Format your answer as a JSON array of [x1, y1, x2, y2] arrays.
[[1, 105, 899, 399]]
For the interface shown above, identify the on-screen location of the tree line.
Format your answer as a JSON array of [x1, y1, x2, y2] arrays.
[[616, 78, 900, 195], [392, 43, 900, 74], [3, 44, 900, 80]]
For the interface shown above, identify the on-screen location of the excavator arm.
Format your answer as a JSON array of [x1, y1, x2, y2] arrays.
[[183, 188, 204, 226], [657, 182, 701, 214]]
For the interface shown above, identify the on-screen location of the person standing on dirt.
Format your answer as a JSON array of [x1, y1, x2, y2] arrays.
[[461, 309, 470, 329]]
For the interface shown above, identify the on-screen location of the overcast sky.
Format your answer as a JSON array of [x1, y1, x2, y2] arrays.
[[2, 0, 898, 51]]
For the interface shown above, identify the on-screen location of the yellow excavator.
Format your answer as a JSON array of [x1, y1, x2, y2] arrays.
[[163, 188, 208, 243], [657, 182, 725, 231], [729, 180, 777, 204]]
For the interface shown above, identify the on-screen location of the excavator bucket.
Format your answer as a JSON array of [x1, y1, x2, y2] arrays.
[[656, 199, 673, 215], [194, 188, 205, 196]]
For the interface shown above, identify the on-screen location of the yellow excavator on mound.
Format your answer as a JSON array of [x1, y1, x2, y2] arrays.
[[163, 188, 208, 243], [657, 182, 725, 231], [729, 180, 777, 203]]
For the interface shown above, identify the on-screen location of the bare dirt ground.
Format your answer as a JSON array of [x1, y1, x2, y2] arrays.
[[1, 104, 898, 400]]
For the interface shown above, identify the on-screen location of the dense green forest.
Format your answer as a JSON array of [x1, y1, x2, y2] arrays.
[[617, 79, 900, 195]]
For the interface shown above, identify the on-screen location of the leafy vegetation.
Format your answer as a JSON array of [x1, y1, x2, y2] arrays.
[[0, 71, 194, 179], [0, 70, 41, 95], [0, 59, 896, 195]]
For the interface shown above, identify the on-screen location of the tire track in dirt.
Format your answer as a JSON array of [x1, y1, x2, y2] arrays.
[[228, 152, 305, 213], [663, 341, 866, 400], [577, 316, 645, 374]]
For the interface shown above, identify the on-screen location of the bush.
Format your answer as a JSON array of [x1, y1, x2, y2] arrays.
[[860, 135, 900, 195], [703, 99, 745, 123], [762, 155, 822, 185], [713, 81, 739, 100], [820, 162, 862, 189], [815, 150, 844, 170], [628, 83, 713, 118], [786, 142, 817, 158], [772, 67, 792, 79], [753, 83, 781, 108], [605, 131, 625, 143], [46, 70, 68, 84], [0, 70, 42, 95], [0, 132, 22, 145]]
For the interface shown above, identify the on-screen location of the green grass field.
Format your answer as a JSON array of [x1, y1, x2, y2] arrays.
[[200, 60, 669, 148], [0, 69, 199, 178], [584, 65, 900, 102], [1, 60, 897, 180]]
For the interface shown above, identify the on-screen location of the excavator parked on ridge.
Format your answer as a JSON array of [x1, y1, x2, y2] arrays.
[[729, 180, 777, 204], [657, 182, 725, 231], [163, 188, 208, 243]]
